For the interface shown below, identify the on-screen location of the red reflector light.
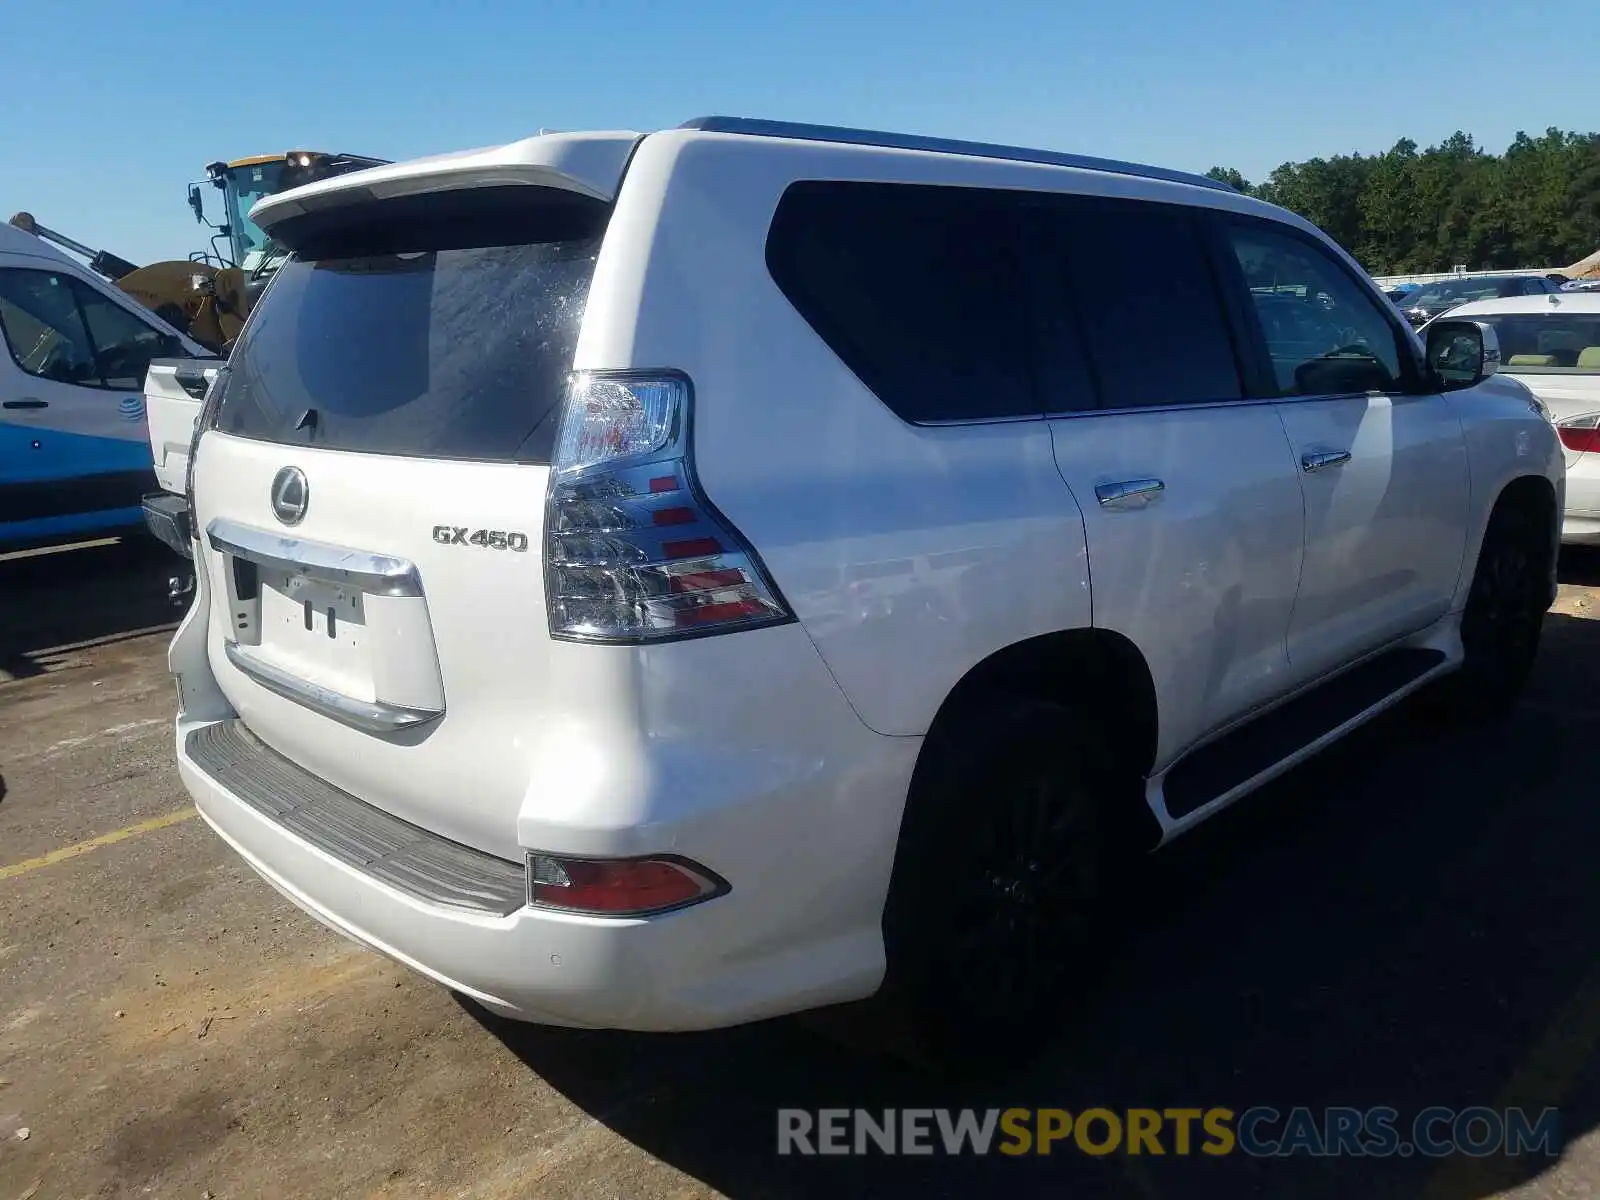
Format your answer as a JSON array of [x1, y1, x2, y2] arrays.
[[662, 536, 724, 560], [652, 506, 697, 526], [648, 474, 679, 494], [527, 854, 725, 915], [1558, 425, 1600, 454], [670, 567, 746, 593], [677, 598, 770, 626]]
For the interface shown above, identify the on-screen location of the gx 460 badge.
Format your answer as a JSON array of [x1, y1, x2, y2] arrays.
[[433, 526, 531, 552]]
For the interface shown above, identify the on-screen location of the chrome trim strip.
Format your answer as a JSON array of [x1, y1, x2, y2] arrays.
[[223, 641, 443, 734], [206, 517, 422, 597]]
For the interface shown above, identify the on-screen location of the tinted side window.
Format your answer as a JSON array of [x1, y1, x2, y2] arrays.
[[0, 269, 101, 386], [766, 182, 1037, 423], [1224, 221, 1406, 396], [1038, 197, 1243, 408], [75, 284, 181, 387]]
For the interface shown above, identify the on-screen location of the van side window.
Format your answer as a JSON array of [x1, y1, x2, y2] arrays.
[[765, 181, 1038, 423], [0, 269, 177, 390], [1035, 196, 1244, 409], [75, 285, 180, 388], [1222, 222, 1406, 397], [0, 269, 102, 386]]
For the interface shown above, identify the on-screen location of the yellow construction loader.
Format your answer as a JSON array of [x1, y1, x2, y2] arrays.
[[8, 150, 386, 355]]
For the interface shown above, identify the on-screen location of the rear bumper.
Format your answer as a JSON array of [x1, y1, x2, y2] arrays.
[[1563, 464, 1600, 545], [177, 710, 909, 1030], [1561, 514, 1600, 545]]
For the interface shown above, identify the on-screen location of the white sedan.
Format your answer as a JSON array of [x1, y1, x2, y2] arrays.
[[1431, 293, 1600, 544]]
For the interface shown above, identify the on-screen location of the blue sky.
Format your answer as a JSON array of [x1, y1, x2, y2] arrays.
[[6, 0, 1598, 266]]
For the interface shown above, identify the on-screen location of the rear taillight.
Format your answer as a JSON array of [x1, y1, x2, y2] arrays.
[[526, 852, 727, 916], [1556, 413, 1600, 454], [544, 372, 792, 642]]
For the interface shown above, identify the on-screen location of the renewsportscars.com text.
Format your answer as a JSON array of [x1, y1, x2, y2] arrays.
[[777, 1106, 1562, 1158]]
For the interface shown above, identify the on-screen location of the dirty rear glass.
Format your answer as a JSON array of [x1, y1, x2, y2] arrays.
[[212, 191, 602, 463]]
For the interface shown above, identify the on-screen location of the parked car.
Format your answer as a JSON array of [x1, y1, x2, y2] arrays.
[[0, 221, 208, 550], [1425, 293, 1600, 543], [1400, 274, 1564, 327], [166, 117, 1562, 1073], [1562, 278, 1600, 293]]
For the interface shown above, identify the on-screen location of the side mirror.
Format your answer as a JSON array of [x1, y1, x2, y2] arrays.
[[188, 184, 205, 224], [1426, 319, 1500, 390]]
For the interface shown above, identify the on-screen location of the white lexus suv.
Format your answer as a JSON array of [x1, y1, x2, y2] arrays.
[[167, 117, 1563, 1071]]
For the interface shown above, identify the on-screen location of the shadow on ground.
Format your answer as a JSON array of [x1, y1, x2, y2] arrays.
[[1559, 543, 1600, 588], [469, 603, 1600, 1199], [0, 537, 181, 680]]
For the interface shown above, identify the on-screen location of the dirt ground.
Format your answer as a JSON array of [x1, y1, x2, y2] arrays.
[[2, 537, 1600, 1199]]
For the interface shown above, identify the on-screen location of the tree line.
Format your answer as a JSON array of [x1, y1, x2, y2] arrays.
[[1207, 128, 1600, 276]]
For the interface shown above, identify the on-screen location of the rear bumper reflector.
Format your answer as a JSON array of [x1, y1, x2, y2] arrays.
[[185, 720, 525, 916]]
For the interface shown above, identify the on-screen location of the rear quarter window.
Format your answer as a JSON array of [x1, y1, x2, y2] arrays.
[[764, 181, 1039, 423]]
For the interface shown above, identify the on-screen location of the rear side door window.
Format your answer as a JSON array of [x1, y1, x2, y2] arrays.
[[765, 181, 1039, 423], [1030, 195, 1246, 410], [1221, 221, 1411, 397]]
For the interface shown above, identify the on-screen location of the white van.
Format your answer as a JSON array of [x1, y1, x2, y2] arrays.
[[167, 118, 1561, 1071], [0, 221, 208, 549]]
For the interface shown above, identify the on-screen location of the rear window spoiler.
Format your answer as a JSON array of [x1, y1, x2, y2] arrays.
[[250, 132, 644, 235]]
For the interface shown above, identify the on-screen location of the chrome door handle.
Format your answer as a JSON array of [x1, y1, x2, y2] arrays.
[[1302, 450, 1352, 473], [1095, 478, 1165, 508]]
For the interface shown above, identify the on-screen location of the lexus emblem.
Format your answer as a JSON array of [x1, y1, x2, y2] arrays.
[[270, 466, 309, 526]]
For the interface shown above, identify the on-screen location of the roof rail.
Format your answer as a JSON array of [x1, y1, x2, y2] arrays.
[[677, 116, 1234, 194]]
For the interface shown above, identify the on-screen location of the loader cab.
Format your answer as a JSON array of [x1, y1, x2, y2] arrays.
[[196, 152, 390, 272]]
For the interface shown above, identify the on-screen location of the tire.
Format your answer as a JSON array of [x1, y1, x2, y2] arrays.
[[1442, 502, 1551, 719], [880, 698, 1123, 1076]]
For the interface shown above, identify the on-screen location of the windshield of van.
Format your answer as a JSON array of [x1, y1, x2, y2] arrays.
[[213, 226, 599, 463], [1473, 312, 1600, 374]]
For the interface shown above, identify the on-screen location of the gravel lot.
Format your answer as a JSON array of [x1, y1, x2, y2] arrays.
[[2, 537, 1599, 1199]]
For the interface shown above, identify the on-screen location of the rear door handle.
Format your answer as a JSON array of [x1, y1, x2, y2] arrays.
[[1302, 450, 1352, 473], [3, 398, 47, 409], [1095, 478, 1165, 508]]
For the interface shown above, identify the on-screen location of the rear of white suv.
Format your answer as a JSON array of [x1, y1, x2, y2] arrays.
[[172, 119, 1563, 1072], [1428, 293, 1600, 543], [169, 129, 919, 1030]]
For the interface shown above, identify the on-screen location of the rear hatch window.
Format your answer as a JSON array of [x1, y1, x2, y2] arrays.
[[212, 186, 605, 464]]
